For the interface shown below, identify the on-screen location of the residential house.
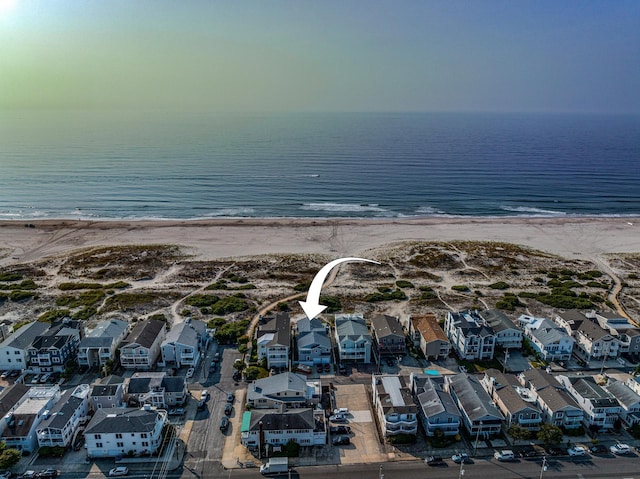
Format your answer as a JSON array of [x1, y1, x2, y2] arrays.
[[480, 369, 542, 431], [257, 313, 291, 370], [444, 310, 496, 361], [0, 383, 30, 437], [0, 386, 61, 453], [626, 376, 640, 396], [120, 319, 166, 370], [160, 318, 208, 369], [517, 368, 583, 429], [334, 314, 372, 364], [408, 314, 450, 360], [36, 384, 91, 448], [410, 374, 461, 437], [593, 311, 640, 358], [519, 315, 574, 362], [125, 372, 187, 408], [246, 372, 321, 409], [372, 374, 418, 437], [296, 318, 331, 366], [0, 319, 13, 343], [0, 321, 49, 371], [78, 319, 129, 368], [556, 374, 621, 432], [84, 407, 167, 458], [240, 408, 326, 450], [604, 380, 640, 427], [27, 320, 82, 373], [554, 310, 587, 335], [572, 319, 621, 363], [444, 373, 503, 438], [479, 310, 522, 350], [370, 315, 407, 356], [90, 375, 126, 410]]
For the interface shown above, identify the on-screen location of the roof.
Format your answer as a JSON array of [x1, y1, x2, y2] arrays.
[[163, 321, 198, 348], [123, 319, 165, 349], [530, 319, 573, 346], [37, 389, 84, 431], [556, 310, 587, 330], [296, 317, 325, 334], [447, 373, 504, 422], [371, 315, 404, 339], [335, 315, 371, 341], [88, 319, 129, 339], [297, 330, 331, 349], [258, 312, 291, 348], [375, 375, 417, 416], [411, 314, 448, 344], [479, 310, 518, 333], [605, 381, 640, 409], [92, 376, 124, 397], [0, 321, 49, 350], [128, 372, 185, 394], [247, 372, 308, 402], [85, 408, 162, 434], [414, 376, 461, 418], [519, 369, 580, 412], [1, 413, 36, 439], [484, 369, 540, 415], [448, 311, 495, 338], [564, 376, 619, 408], [30, 333, 74, 351], [79, 336, 113, 349], [247, 408, 317, 432], [576, 319, 610, 341], [0, 383, 29, 417]]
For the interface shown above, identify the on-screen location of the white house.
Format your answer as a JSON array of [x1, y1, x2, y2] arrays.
[[444, 311, 496, 361], [125, 372, 187, 408], [519, 315, 574, 362], [0, 321, 49, 371], [120, 319, 166, 370], [334, 314, 372, 364], [372, 374, 418, 437], [36, 384, 91, 448], [556, 374, 621, 432], [84, 407, 167, 458], [479, 310, 522, 350], [240, 409, 326, 450], [160, 319, 205, 369], [246, 372, 321, 409], [604, 380, 640, 427], [78, 319, 129, 368]]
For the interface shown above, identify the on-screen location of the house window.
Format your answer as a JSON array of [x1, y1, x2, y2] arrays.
[[95, 434, 102, 439], [141, 434, 148, 438], [142, 442, 149, 447], [117, 442, 124, 447], [116, 434, 122, 439], [96, 443, 103, 448]]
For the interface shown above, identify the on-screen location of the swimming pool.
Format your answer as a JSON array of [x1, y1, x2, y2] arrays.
[[423, 369, 441, 376]]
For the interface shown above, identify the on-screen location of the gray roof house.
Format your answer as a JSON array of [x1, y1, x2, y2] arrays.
[[481, 369, 542, 431], [573, 319, 621, 363], [370, 314, 407, 356], [160, 318, 208, 369], [517, 368, 583, 429], [36, 384, 91, 448], [78, 319, 129, 367], [296, 330, 331, 366], [90, 375, 125, 409], [240, 408, 326, 449], [444, 373, 504, 438], [444, 310, 496, 361], [372, 374, 418, 437], [334, 314, 372, 363], [556, 374, 621, 431], [246, 372, 321, 409], [257, 313, 291, 369], [479, 310, 522, 349], [520, 316, 574, 362], [126, 371, 187, 408], [0, 321, 49, 371], [120, 319, 166, 370], [410, 374, 461, 437], [604, 380, 640, 427]]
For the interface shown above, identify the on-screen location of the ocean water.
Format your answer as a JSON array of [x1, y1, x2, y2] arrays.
[[1, 111, 639, 220]]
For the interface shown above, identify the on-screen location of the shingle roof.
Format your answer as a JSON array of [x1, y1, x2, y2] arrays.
[[296, 317, 325, 334], [1, 413, 36, 439], [248, 408, 316, 432], [247, 372, 308, 402], [449, 311, 495, 338], [519, 368, 580, 412], [479, 310, 518, 333], [297, 330, 331, 349], [530, 319, 572, 346], [576, 319, 610, 341], [371, 315, 404, 339], [447, 373, 504, 422], [605, 381, 640, 409], [164, 321, 198, 348], [335, 316, 371, 341], [85, 408, 161, 434], [92, 375, 124, 397], [556, 310, 587, 330], [0, 383, 29, 417], [88, 319, 129, 339], [566, 376, 619, 408], [411, 314, 448, 344], [128, 372, 185, 394], [123, 319, 165, 349], [0, 321, 49, 349], [258, 313, 290, 347], [79, 336, 113, 349], [414, 376, 460, 418], [37, 389, 83, 430]]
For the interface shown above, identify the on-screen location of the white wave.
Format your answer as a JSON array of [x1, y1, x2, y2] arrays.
[[202, 207, 256, 217], [300, 202, 388, 213], [501, 205, 567, 216], [415, 206, 446, 215]]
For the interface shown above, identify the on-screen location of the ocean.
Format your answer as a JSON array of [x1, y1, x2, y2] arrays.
[[1, 111, 639, 220]]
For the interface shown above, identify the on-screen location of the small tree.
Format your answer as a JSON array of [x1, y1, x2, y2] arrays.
[[537, 424, 563, 445], [0, 440, 21, 469], [508, 424, 531, 444]]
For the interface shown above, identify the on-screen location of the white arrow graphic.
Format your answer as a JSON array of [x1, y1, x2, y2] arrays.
[[299, 257, 381, 320]]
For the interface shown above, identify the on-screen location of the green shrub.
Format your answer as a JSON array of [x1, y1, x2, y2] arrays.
[[9, 290, 35, 301], [209, 296, 249, 315], [489, 281, 510, 290], [58, 282, 104, 290], [0, 272, 23, 282], [387, 434, 417, 445], [395, 280, 415, 289], [364, 289, 407, 302], [185, 294, 220, 307], [319, 295, 342, 312], [451, 285, 469, 292], [293, 281, 311, 292]]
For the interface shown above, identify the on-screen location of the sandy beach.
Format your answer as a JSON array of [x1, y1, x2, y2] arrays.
[[1, 217, 639, 266]]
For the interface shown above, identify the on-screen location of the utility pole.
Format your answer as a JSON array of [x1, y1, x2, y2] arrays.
[[458, 458, 465, 479], [473, 421, 483, 456], [539, 455, 548, 479], [379, 465, 383, 479]]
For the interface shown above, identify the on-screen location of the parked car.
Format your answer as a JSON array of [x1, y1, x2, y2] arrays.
[[224, 403, 233, 416], [186, 367, 195, 378], [197, 399, 207, 411], [168, 408, 185, 416], [31, 374, 40, 384], [9, 370, 20, 378], [108, 466, 129, 477], [589, 444, 608, 454], [209, 363, 217, 373], [329, 414, 348, 423], [20, 472, 37, 479], [213, 352, 220, 362], [329, 425, 351, 435], [385, 357, 394, 367], [568, 446, 588, 456], [521, 449, 544, 459], [232, 371, 241, 381], [338, 365, 346, 374], [425, 456, 446, 466], [0, 470, 12, 479], [610, 443, 631, 455], [451, 453, 470, 464], [494, 450, 515, 462], [40, 373, 51, 383], [332, 435, 350, 446], [220, 416, 229, 432], [38, 469, 59, 479], [0, 371, 9, 379], [324, 363, 331, 372], [227, 393, 235, 403], [201, 390, 209, 401]]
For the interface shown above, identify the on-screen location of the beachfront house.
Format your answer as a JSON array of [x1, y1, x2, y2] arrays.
[[246, 372, 321, 409], [410, 374, 461, 437], [408, 314, 451, 360], [160, 318, 208, 369], [372, 374, 418, 437], [444, 310, 496, 361], [27, 319, 82, 373], [296, 318, 331, 366], [240, 409, 327, 451], [257, 313, 291, 370], [370, 314, 407, 356], [36, 384, 91, 449], [572, 318, 621, 364], [0, 321, 49, 372], [479, 310, 522, 350], [593, 310, 640, 358], [78, 319, 129, 368], [84, 407, 167, 458], [519, 315, 574, 362], [334, 314, 372, 364], [120, 319, 166, 370], [556, 374, 621, 431]]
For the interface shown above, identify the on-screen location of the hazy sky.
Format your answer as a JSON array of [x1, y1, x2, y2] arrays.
[[1, 1, 639, 113]]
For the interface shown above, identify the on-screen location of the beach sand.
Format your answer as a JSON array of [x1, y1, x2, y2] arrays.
[[1, 217, 639, 266]]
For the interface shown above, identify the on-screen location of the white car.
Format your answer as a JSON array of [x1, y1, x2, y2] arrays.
[[494, 450, 515, 461], [186, 367, 195, 378], [108, 466, 129, 477], [610, 443, 631, 455], [568, 446, 588, 456], [201, 390, 209, 401], [31, 374, 40, 384]]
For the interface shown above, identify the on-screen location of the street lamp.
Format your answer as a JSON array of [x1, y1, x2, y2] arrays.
[[539, 455, 548, 479], [379, 465, 383, 479]]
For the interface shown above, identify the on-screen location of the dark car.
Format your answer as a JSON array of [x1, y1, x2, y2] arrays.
[[224, 403, 233, 416], [590, 444, 608, 454], [329, 425, 351, 435], [39, 470, 59, 479], [232, 371, 241, 381], [332, 435, 350, 446], [220, 416, 229, 432], [451, 453, 471, 464], [521, 449, 543, 459], [338, 365, 346, 375], [227, 393, 235, 403], [426, 456, 446, 466]]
